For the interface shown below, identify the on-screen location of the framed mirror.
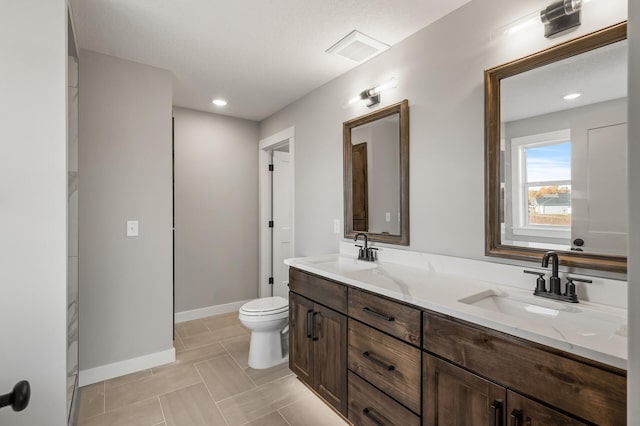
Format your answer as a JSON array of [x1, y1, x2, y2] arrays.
[[344, 99, 409, 245], [485, 22, 627, 272]]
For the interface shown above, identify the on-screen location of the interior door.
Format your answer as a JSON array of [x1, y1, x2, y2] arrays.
[[272, 150, 291, 299], [352, 143, 368, 231], [571, 123, 628, 255]]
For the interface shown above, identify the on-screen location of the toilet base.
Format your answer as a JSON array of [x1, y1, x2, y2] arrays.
[[247, 329, 289, 369]]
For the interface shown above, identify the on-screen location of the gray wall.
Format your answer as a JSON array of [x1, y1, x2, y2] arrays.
[[0, 1, 68, 424], [260, 0, 627, 260], [628, 0, 639, 420], [79, 50, 174, 370], [173, 107, 259, 313]]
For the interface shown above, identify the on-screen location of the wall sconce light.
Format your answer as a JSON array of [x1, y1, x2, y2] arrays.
[[347, 77, 398, 108], [540, 0, 582, 38], [498, 0, 589, 39]]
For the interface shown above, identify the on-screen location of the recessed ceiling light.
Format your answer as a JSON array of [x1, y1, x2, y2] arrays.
[[563, 93, 581, 100], [212, 99, 227, 106]]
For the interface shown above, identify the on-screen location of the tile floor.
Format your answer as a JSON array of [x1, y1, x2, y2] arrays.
[[77, 312, 348, 426]]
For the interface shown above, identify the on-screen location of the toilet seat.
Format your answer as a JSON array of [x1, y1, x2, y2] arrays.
[[240, 296, 288, 317]]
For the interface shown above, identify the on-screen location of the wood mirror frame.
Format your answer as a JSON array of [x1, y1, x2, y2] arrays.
[[485, 22, 627, 273], [344, 99, 409, 245]]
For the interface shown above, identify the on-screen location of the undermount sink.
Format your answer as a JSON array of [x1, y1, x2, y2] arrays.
[[458, 289, 580, 319], [458, 289, 627, 341], [305, 256, 378, 274]]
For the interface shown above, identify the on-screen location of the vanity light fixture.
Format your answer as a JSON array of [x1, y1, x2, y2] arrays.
[[563, 92, 581, 100], [540, 0, 582, 38], [348, 77, 398, 108], [500, 0, 585, 38], [212, 99, 227, 106], [502, 12, 540, 36]]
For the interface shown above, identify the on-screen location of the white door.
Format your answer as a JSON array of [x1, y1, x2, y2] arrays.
[[271, 150, 292, 299], [571, 123, 628, 255], [1, 2, 69, 425]]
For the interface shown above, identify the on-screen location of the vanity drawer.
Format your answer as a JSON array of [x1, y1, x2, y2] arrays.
[[348, 288, 421, 346], [348, 319, 421, 414], [289, 268, 347, 314], [348, 371, 420, 426], [423, 312, 626, 426]]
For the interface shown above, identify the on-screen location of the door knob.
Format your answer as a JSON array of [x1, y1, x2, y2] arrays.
[[0, 381, 30, 412], [573, 238, 584, 246]]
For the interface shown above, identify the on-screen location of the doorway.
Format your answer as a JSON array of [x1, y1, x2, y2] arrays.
[[259, 128, 295, 299]]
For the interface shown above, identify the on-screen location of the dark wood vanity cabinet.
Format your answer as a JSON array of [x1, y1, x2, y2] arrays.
[[424, 353, 506, 426], [289, 267, 626, 425], [423, 312, 626, 425], [506, 391, 588, 426], [289, 272, 348, 416], [424, 354, 588, 426]]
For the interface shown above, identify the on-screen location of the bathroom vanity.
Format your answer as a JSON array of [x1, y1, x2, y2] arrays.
[[286, 252, 627, 425]]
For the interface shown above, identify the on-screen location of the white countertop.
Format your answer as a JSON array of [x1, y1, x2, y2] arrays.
[[285, 253, 628, 370]]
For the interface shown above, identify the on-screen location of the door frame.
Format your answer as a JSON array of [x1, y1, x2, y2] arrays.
[[259, 126, 295, 298]]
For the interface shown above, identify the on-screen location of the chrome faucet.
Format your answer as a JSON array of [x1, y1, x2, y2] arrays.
[[354, 233, 377, 262]]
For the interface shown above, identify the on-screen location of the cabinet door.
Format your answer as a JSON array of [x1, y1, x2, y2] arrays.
[[507, 391, 588, 426], [424, 354, 506, 426], [313, 303, 348, 416], [289, 292, 314, 384]]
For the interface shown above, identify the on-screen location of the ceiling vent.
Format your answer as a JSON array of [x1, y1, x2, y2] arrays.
[[326, 30, 390, 63]]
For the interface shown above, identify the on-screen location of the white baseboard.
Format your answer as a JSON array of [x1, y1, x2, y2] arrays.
[[175, 299, 251, 323], [78, 347, 175, 387]]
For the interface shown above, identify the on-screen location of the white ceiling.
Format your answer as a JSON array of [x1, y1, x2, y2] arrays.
[[70, 0, 471, 121], [501, 39, 628, 123]]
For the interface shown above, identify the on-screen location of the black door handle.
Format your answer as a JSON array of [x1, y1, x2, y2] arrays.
[[510, 409, 522, 426], [573, 238, 584, 246], [490, 400, 503, 426], [0, 381, 30, 412], [312, 311, 319, 341], [305, 310, 314, 339]]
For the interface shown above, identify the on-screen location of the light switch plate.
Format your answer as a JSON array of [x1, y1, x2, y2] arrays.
[[126, 220, 139, 237], [333, 219, 341, 234], [385, 212, 391, 222]]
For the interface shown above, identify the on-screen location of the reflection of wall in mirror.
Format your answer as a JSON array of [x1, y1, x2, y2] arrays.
[[351, 118, 401, 235], [502, 97, 628, 255]]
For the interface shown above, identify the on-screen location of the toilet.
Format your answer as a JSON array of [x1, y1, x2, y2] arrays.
[[239, 296, 289, 369]]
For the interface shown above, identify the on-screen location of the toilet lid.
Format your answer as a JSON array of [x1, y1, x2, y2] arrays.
[[240, 296, 288, 316]]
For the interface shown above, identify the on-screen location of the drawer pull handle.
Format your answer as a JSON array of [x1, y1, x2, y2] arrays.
[[305, 310, 313, 339], [362, 351, 395, 371], [509, 409, 522, 426], [490, 400, 503, 426], [362, 408, 384, 426], [362, 307, 395, 322]]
